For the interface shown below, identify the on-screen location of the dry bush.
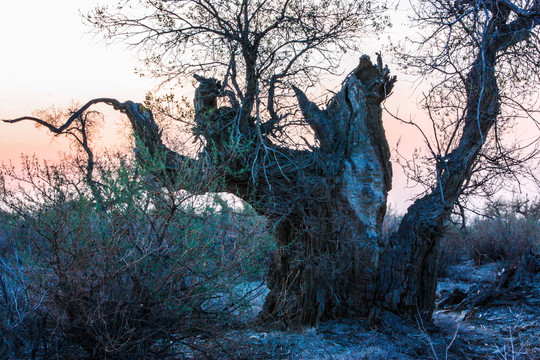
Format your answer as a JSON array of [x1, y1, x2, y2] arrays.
[[468, 216, 539, 265], [467, 197, 540, 265], [0, 154, 273, 359], [0, 258, 49, 360], [437, 198, 540, 271]]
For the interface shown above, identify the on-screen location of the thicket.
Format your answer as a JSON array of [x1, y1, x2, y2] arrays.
[[383, 199, 540, 274], [441, 198, 540, 271], [0, 153, 273, 359]]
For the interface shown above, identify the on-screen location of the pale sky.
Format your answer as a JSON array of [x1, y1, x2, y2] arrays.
[[0, 1, 424, 210], [1, 0, 154, 115], [0, 1, 156, 161]]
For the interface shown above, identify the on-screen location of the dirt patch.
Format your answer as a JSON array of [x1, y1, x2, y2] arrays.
[[179, 261, 540, 359]]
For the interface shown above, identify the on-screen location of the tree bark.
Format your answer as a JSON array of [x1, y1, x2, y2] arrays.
[[259, 55, 395, 325], [374, 7, 532, 320]]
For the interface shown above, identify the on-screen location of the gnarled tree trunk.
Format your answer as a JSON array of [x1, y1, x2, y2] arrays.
[[259, 56, 395, 325], [107, 56, 396, 325], [56, 54, 496, 326]]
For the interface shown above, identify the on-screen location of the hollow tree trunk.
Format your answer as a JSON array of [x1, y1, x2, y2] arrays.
[[260, 196, 384, 326], [260, 56, 395, 325]]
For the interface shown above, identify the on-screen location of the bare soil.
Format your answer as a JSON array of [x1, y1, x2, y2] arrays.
[[181, 260, 540, 359]]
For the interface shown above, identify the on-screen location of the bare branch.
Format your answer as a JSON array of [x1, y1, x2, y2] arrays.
[[3, 98, 122, 135]]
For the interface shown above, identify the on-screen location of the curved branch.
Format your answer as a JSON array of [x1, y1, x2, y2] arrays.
[[4, 98, 191, 181], [3, 98, 122, 135]]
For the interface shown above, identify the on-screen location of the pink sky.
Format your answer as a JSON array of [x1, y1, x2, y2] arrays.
[[0, 1, 427, 211], [1, 1, 154, 156]]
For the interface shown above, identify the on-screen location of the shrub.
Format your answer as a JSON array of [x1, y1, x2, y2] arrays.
[[437, 198, 540, 271], [468, 216, 539, 265], [0, 154, 273, 359]]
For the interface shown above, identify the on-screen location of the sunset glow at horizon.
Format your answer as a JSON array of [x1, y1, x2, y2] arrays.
[[0, 1, 462, 211]]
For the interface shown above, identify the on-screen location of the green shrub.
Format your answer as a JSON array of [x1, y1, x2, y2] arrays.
[[0, 154, 273, 359]]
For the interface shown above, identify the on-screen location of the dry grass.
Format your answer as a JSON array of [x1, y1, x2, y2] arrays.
[[468, 217, 539, 265]]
